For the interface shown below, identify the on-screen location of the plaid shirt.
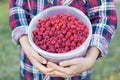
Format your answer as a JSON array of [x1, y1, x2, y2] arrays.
[[9, 0, 117, 80]]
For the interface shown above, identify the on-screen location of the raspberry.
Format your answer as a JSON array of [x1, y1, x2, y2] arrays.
[[84, 27, 89, 34], [44, 36, 49, 41], [49, 31, 53, 36], [37, 35, 42, 41], [65, 41, 71, 47], [55, 43, 60, 48], [62, 38, 66, 42], [62, 29, 67, 34], [71, 42, 76, 47], [61, 24, 66, 29], [72, 29, 77, 34], [77, 31, 83, 36], [51, 27, 56, 31], [45, 21, 51, 27], [70, 24, 76, 29], [32, 14, 89, 53], [48, 47, 55, 53], [59, 34, 64, 38], [70, 36, 74, 41], [65, 47, 70, 52], [50, 40, 56, 45], [66, 32, 72, 38], [41, 44, 47, 50]]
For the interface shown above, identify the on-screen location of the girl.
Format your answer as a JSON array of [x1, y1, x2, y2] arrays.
[[9, 0, 117, 80]]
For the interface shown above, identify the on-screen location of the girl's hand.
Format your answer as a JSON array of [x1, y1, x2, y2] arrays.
[[19, 35, 54, 75], [47, 47, 100, 78]]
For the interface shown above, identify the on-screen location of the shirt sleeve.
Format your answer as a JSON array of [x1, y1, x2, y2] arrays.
[[87, 0, 117, 57], [9, 0, 31, 45]]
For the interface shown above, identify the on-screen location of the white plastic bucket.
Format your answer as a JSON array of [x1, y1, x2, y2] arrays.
[[28, 6, 92, 63]]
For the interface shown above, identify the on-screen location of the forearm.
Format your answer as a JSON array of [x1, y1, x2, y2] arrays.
[[19, 35, 35, 56], [85, 46, 100, 68], [19, 35, 30, 48]]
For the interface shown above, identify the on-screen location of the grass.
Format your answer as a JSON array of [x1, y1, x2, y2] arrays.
[[0, 2, 19, 80], [0, 1, 120, 80]]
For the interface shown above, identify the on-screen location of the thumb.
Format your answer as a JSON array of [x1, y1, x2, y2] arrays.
[[59, 58, 80, 67]]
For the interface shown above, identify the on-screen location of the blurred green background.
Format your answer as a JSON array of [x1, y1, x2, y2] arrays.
[[0, 1, 120, 80]]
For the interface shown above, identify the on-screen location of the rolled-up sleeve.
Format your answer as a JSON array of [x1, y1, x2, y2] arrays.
[[9, 0, 31, 45], [87, 0, 117, 57]]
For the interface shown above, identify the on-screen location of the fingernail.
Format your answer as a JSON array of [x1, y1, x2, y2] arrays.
[[42, 60, 47, 64], [59, 62, 63, 66]]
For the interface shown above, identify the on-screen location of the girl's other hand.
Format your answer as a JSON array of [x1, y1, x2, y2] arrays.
[[47, 47, 100, 78], [19, 35, 54, 75]]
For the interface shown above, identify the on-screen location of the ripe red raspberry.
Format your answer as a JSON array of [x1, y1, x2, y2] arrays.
[[32, 14, 89, 53], [50, 40, 56, 45]]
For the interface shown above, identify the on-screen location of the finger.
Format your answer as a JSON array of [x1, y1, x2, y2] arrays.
[[47, 62, 63, 69], [20, 36, 47, 64], [29, 47, 47, 64], [45, 71, 55, 76], [59, 58, 80, 67], [47, 62, 73, 75], [47, 62, 65, 71], [46, 62, 52, 68], [53, 70, 72, 78], [30, 56, 54, 74]]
